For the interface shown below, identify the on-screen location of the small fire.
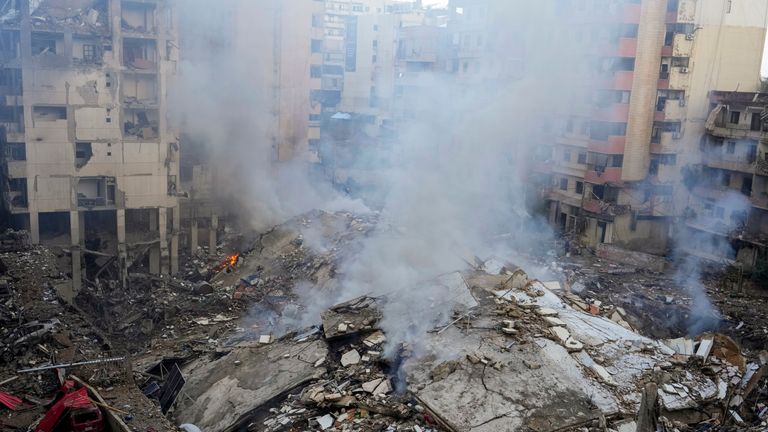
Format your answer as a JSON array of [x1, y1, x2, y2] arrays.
[[213, 253, 240, 273]]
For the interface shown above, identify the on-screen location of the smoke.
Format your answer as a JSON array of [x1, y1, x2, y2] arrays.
[[674, 189, 751, 334], [171, 0, 367, 232], [173, 1, 584, 355]]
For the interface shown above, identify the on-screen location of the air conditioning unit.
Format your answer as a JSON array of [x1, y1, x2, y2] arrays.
[[679, 67, 689, 73], [685, 33, 695, 41]]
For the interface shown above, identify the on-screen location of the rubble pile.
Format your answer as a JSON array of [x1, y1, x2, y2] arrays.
[[3, 210, 768, 431], [29, 0, 108, 34]]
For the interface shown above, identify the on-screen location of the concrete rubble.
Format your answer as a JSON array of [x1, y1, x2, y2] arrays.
[[2, 210, 768, 431]]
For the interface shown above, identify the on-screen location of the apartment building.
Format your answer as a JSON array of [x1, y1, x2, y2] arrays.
[[0, 0, 179, 294], [677, 91, 768, 267], [541, 0, 768, 254]]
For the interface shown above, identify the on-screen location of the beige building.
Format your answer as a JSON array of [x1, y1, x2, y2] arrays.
[[539, 0, 768, 254], [0, 0, 180, 293]]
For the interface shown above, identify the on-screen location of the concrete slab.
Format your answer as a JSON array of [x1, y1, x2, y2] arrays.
[[176, 339, 327, 431]]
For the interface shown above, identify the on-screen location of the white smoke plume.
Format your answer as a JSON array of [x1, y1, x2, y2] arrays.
[[173, 1, 590, 355]]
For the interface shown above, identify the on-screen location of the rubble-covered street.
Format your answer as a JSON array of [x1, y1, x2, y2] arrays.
[[2, 212, 768, 432]]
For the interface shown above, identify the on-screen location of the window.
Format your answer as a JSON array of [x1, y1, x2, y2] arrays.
[[82, 44, 99, 63], [372, 40, 378, 49], [311, 39, 323, 53], [373, 25, 378, 31], [312, 15, 323, 27], [727, 141, 736, 154], [609, 155, 623, 167], [730, 111, 740, 124], [309, 114, 321, 121], [577, 152, 587, 164], [563, 150, 571, 161], [565, 118, 574, 133], [575, 181, 584, 195], [722, 172, 731, 187], [5, 143, 25, 161], [726, 0, 732, 13], [33, 106, 66, 121], [559, 178, 568, 191], [310, 65, 322, 78], [309, 139, 321, 150], [751, 113, 762, 131]]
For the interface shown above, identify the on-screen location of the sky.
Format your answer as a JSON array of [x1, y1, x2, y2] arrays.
[[422, 0, 768, 78]]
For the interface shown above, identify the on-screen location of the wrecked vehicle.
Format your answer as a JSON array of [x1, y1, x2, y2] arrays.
[[0, 318, 60, 362]]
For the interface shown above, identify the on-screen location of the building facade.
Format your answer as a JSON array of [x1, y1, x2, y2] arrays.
[[540, 0, 768, 255], [0, 0, 180, 293]]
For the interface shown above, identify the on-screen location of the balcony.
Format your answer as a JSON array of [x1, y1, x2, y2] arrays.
[[705, 122, 764, 141], [592, 104, 629, 123], [594, 38, 637, 58], [77, 177, 116, 209], [701, 153, 755, 174], [583, 198, 630, 218], [548, 189, 583, 208], [599, 71, 633, 91], [752, 193, 768, 210], [585, 167, 623, 184], [655, 98, 685, 122], [588, 136, 625, 154], [650, 131, 678, 154], [638, 195, 674, 217]]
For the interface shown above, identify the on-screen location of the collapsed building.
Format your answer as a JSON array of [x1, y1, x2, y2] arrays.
[[0, 0, 180, 295]]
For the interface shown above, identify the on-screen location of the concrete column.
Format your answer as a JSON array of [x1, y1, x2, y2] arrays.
[[159, 208, 169, 274], [209, 214, 218, 257], [116, 209, 128, 289], [29, 211, 40, 244], [170, 206, 180, 274], [621, 0, 668, 181], [149, 209, 160, 274], [69, 211, 82, 293], [78, 212, 85, 248], [190, 219, 199, 254]]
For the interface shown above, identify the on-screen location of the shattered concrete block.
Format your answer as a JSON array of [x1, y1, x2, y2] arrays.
[[259, 335, 273, 344], [536, 307, 558, 317], [363, 331, 386, 347], [550, 326, 570, 343], [695, 338, 714, 361], [362, 378, 384, 393], [544, 316, 566, 327], [317, 414, 334, 430], [373, 378, 392, 395], [341, 349, 361, 367]]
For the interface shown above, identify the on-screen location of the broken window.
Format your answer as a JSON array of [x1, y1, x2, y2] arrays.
[[722, 172, 731, 187], [75, 142, 93, 168], [310, 65, 322, 78], [589, 121, 626, 141], [123, 38, 157, 69], [671, 57, 689, 68], [77, 177, 116, 208], [124, 109, 159, 140], [8, 177, 27, 208], [559, 178, 568, 191], [577, 152, 587, 164], [742, 177, 753, 196], [730, 111, 741, 124], [751, 113, 762, 131], [122, 1, 157, 33], [659, 154, 677, 165], [4, 142, 25, 160], [575, 181, 584, 195], [31, 32, 59, 55], [33, 106, 66, 121], [727, 141, 736, 154], [563, 150, 571, 161]]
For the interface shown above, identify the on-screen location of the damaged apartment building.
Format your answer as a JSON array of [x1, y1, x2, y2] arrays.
[[536, 0, 768, 256], [675, 91, 768, 268], [0, 0, 180, 292]]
